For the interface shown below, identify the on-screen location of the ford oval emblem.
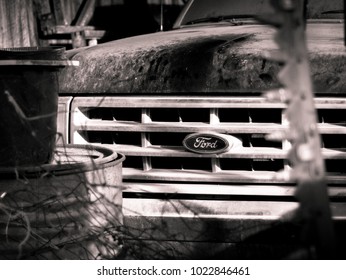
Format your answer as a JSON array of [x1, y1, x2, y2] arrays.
[[183, 133, 241, 154]]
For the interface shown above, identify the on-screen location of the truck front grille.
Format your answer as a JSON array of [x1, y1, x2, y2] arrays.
[[68, 95, 346, 197]]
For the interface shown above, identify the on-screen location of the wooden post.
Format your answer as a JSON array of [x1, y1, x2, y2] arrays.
[[0, 0, 39, 48], [344, 0, 346, 46]]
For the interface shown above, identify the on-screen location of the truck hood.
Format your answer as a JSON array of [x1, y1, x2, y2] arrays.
[[59, 23, 346, 94]]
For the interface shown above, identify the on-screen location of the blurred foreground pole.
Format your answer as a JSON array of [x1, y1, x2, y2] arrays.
[[261, 0, 336, 259]]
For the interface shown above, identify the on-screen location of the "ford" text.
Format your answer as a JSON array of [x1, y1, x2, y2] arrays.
[[194, 137, 218, 149]]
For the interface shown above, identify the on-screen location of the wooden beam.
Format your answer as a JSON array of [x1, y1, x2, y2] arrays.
[[52, 0, 68, 25], [0, 0, 38, 47], [74, 0, 96, 26]]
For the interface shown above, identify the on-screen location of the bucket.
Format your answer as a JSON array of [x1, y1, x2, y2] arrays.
[[0, 47, 76, 167], [0, 145, 125, 260]]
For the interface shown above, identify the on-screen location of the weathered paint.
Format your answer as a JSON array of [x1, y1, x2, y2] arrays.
[[59, 23, 346, 94]]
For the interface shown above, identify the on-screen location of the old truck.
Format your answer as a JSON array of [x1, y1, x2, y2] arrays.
[[57, 0, 346, 259]]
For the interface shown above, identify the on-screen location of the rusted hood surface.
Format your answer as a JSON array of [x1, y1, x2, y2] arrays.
[[59, 23, 346, 94]]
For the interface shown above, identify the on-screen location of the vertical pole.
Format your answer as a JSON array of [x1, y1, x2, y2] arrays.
[[160, 0, 164, 31], [344, 0, 346, 46]]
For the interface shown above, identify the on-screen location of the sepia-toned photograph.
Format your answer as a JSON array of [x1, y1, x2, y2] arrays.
[[1, 0, 346, 268]]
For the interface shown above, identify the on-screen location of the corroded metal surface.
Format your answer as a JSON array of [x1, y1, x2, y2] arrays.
[[59, 23, 346, 94]]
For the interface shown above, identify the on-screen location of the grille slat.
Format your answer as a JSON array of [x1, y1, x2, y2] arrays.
[[74, 120, 285, 133], [210, 108, 221, 173], [103, 144, 287, 158], [141, 108, 152, 171], [123, 168, 285, 184], [123, 182, 298, 196], [123, 182, 346, 198], [122, 168, 346, 185], [70, 96, 346, 109], [74, 120, 346, 134]]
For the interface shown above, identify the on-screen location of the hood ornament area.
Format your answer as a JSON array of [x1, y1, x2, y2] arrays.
[[183, 132, 242, 154]]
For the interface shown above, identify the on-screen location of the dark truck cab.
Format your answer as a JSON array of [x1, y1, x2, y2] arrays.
[[57, 0, 346, 259]]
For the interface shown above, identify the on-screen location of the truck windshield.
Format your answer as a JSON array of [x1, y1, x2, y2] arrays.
[[174, 0, 344, 28]]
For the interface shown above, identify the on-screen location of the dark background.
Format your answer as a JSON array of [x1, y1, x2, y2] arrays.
[[0, 0, 185, 49]]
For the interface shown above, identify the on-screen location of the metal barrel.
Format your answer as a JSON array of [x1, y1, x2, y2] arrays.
[[0, 145, 125, 260]]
